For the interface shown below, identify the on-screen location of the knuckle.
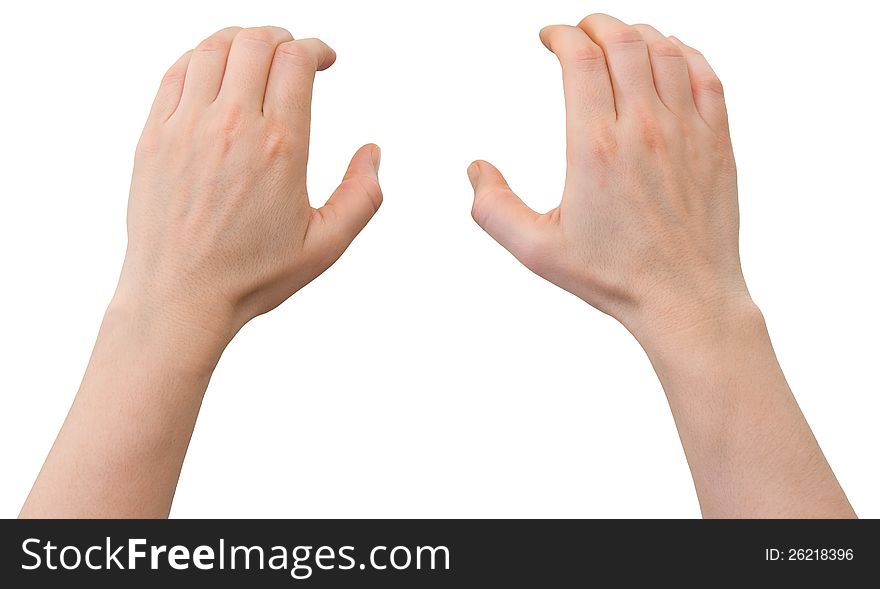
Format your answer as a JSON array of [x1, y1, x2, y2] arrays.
[[236, 27, 284, 47], [647, 39, 684, 59], [470, 202, 480, 224], [593, 125, 619, 155], [631, 23, 656, 34], [470, 193, 491, 226], [606, 26, 646, 48], [213, 104, 246, 144], [578, 14, 599, 27], [356, 176, 383, 212], [695, 74, 724, 97], [261, 121, 294, 158], [195, 36, 231, 54], [633, 111, 669, 151], [571, 125, 618, 165], [566, 43, 607, 71], [160, 64, 187, 88], [471, 187, 506, 228], [470, 196, 484, 224], [275, 41, 314, 67], [260, 25, 293, 39], [578, 14, 610, 33]]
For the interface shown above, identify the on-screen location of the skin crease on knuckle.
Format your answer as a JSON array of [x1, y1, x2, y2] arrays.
[[575, 125, 618, 171], [213, 104, 248, 150], [630, 109, 672, 154], [348, 175, 383, 214], [695, 74, 725, 98], [470, 187, 504, 229], [274, 41, 317, 68], [159, 60, 188, 91], [195, 36, 230, 55], [603, 25, 647, 49], [645, 38, 686, 64], [235, 26, 292, 47], [261, 120, 296, 161], [567, 44, 607, 72]]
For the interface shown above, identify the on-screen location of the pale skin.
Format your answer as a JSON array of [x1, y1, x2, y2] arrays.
[[21, 26, 383, 517], [468, 14, 854, 518], [22, 15, 854, 519]]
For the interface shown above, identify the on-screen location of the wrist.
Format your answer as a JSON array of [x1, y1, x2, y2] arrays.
[[102, 294, 233, 380], [625, 294, 765, 363]]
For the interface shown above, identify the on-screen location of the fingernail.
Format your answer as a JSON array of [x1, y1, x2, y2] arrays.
[[467, 162, 481, 189], [371, 145, 381, 173]]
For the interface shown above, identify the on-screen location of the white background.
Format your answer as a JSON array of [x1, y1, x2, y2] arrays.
[[1, 0, 878, 518]]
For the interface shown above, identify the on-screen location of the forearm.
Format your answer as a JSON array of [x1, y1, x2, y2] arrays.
[[635, 301, 854, 518], [22, 25, 378, 518], [20, 300, 229, 518]]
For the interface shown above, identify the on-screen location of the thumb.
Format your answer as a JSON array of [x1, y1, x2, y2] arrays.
[[305, 143, 383, 264], [468, 160, 551, 266]]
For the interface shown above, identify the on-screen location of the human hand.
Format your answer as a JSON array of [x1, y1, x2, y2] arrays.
[[468, 14, 751, 340], [117, 26, 382, 340]]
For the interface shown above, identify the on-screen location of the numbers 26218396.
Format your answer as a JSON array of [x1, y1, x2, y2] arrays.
[[765, 548, 853, 561]]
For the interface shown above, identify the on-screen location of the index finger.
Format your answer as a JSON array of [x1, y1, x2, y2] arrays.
[[539, 25, 616, 164], [262, 38, 337, 146]]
